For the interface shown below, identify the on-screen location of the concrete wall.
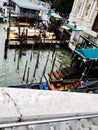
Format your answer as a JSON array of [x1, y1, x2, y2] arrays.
[[0, 88, 98, 129]]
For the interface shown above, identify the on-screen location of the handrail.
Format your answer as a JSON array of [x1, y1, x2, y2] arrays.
[[0, 113, 98, 128], [0, 88, 98, 129]]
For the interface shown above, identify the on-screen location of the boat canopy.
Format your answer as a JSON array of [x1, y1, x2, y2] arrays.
[[80, 35, 98, 47], [50, 13, 62, 19], [61, 25, 70, 30], [11, 0, 49, 12], [66, 23, 82, 31], [75, 48, 98, 60]]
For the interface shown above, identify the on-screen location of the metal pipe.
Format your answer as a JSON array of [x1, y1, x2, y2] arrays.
[[0, 114, 98, 128]]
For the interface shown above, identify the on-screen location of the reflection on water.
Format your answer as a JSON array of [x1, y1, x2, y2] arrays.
[[0, 23, 71, 87]]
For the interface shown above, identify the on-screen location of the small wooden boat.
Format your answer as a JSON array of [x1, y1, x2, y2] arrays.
[[8, 78, 98, 93], [48, 48, 98, 91], [71, 79, 98, 94], [8, 82, 50, 90]]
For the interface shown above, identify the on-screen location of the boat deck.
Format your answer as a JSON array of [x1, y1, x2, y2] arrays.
[[48, 66, 78, 81]]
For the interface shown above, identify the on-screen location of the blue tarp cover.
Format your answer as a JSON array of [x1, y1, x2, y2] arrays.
[[75, 48, 98, 60]]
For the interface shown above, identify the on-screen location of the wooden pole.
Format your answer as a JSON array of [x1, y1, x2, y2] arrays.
[[26, 67, 30, 85], [25, 28, 28, 44], [7, 27, 10, 40], [51, 52, 57, 72], [19, 36, 24, 58], [79, 67, 87, 83], [30, 51, 32, 61], [40, 45, 51, 83], [36, 50, 40, 68], [52, 45, 56, 59], [14, 50, 17, 62], [58, 58, 64, 76], [85, 61, 94, 77], [33, 49, 40, 77], [44, 75, 48, 82], [30, 41, 34, 62], [22, 60, 28, 81], [4, 39, 9, 59], [17, 54, 20, 70]]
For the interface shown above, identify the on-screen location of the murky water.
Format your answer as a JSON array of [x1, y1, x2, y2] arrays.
[[0, 23, 71, 87]]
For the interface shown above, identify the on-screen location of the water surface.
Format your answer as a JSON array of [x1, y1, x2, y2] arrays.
[[0, 23, 71, 87]]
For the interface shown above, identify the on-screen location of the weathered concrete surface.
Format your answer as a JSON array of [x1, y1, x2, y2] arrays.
[[0, 88, 98, 124]]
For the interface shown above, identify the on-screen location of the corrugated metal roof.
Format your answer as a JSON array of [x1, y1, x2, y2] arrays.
[[11, 0, 49, 11]]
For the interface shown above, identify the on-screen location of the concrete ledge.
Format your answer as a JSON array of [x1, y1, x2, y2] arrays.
[[0, 88, 98, 124]]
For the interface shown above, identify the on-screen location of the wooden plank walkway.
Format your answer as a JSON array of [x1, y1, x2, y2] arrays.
[[9, 39, 67, 48]]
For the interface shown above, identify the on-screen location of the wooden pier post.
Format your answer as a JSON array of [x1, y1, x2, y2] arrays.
[[4, 39, 9, 59], [30, 41, 34, 62], [51, 52, 57, 72], [25, 28, 28, 44], [33, 66, 36, 78], [26, 67, 30, 85], [14, 50, 16, 62], [19, 37, 24, 58], [36, 51, 40, 68], [30, 51, 32, 61], [22, 60, 28, 81], [52, 45, 56, 59], [17, 54, 20, 70], [33, 50, 40, 77], [40, 45, 51, 83]]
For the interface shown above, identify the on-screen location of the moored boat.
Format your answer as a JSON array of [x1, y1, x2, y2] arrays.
[[8, 46, 98, 93], [48, 47, 98, 91]]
